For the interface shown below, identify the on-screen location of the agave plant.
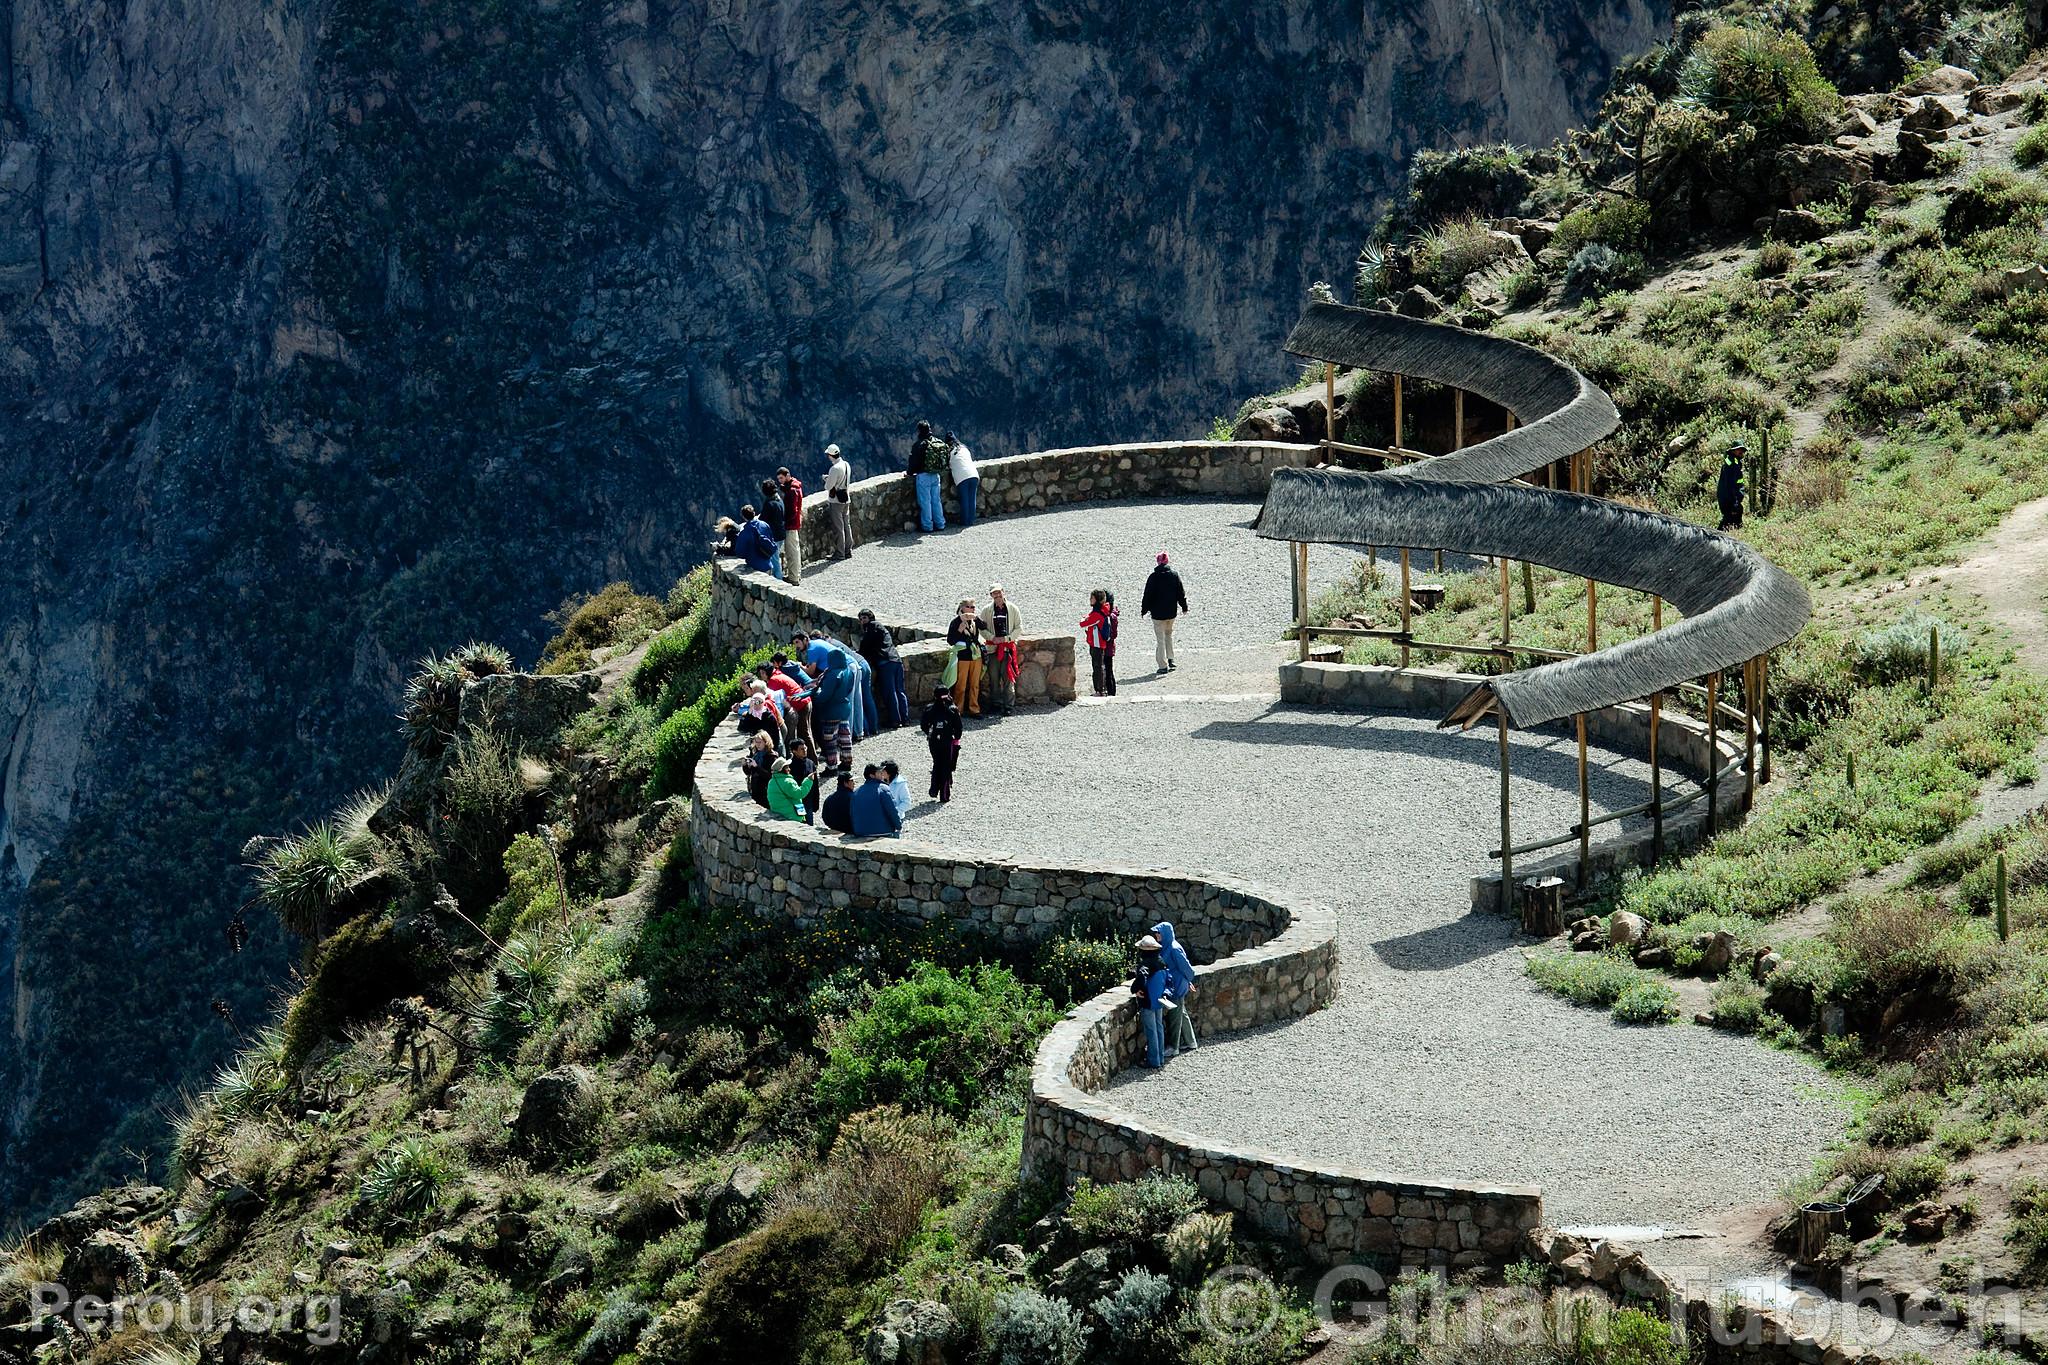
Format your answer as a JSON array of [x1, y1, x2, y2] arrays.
[[356, 1136, 449, 1227], [252, 822, 369, 940], [401, 653, 469, 753], [452, 640, 515, 678], [209, 1029, 292, 1122]]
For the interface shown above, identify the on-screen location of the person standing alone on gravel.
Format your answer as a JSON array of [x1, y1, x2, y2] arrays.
[[909, 420, 950, 533], [821, 444, 854, 559], [947, 430, 981, 527], [920, 686, 963, 802], [1139, 552, 1188, 673]]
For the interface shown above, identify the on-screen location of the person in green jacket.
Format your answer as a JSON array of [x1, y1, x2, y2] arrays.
[[766, 757, 815, 823]]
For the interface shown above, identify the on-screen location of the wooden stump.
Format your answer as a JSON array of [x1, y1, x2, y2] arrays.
[[1798, 1202, 1846, 1263], [1410, 583, 1447, 612], [1519, 876, 1567, 937]]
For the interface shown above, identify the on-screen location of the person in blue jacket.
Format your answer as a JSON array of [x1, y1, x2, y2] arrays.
[[732, 506, 780, 576], [848, 764, 903, 837], [1152, 921, 1199, 1056], [804, 646, 858, 776], [1131, 934, 1170, 1068], [795, 630, 875, 740]]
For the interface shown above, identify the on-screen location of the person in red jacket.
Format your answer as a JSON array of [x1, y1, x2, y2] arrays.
[[775, 466, 805, 584], [1080, 588, 1118, 697]]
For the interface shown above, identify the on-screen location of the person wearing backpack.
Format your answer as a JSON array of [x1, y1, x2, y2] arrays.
[[775, 466, 805, 584], [1080, 588, 1118, 697], [821, 444, 854, 560], [908, 420, 949, 533], [1131, 934, 1171, 1069]]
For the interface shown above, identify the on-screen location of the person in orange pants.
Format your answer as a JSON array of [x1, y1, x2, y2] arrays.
[[946, 598, 986, 717]]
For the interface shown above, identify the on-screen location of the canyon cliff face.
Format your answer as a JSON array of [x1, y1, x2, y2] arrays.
[[0, 0, 1664, 1218]]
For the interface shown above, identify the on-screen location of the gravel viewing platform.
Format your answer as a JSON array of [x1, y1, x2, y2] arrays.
[[799, 498, 1844, 1228]]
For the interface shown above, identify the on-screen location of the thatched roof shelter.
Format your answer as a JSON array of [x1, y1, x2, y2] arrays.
[[1257, 302, 1810, 729]]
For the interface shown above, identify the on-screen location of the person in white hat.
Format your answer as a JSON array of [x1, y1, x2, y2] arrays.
[[820, 443, 854, 559], [1131, 934, 1170, 1068]]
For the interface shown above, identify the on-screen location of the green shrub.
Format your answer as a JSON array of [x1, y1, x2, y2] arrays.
[[1413, 216, 1521, 293], [816, 963, 1056, 1122], [2017, 126, 2048, 170], [1598, 1305, 1688, 1365], [1563, 244, 1647, 300], [1526, 951, 1643, 1008], [1864, 1093, 1939, 1147], [1067, 1174, 1204, 1246], [538, 582, 666, 674], [1887, 1150, 1950, 1200], [1830, 893, 1965, 1008], [1679, 25, 1841, 146], [251, 821, 372, 941], [1611, 980, 1679, 1026], [647, 646, 775, 799], [210, 1028, 292, 1121], [1752, 239, 1798, 278], [1554, 196, 1654, 257], [1388, 143, 1533, 237], [1504, 266, 1546, 309], [1943, 168, 2048, 241], [632, 615, 709, 705], [2011, 1179, 2048, 1282], [488, 833, 563, 939], [1709, 979, 1767, 1033], [986, 1288, 1087, 1365], [1032, 936, 1129, 1006], [356, 1136, 450, 1228], [1165, 1210, 1234, 1284], [281, 913, 420, 1069], [574, 1288, 650, 1365], [402, 653, 471, 755], [442, 727, 526, 911], [1092, 1269, 1177, 1365], [673, 1208, 848, 1363], [1853, 612, 1958, 684]]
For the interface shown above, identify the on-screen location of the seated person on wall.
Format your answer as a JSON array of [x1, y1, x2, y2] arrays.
[[821, 771, 857, 834], [848, 763, 903, 838]]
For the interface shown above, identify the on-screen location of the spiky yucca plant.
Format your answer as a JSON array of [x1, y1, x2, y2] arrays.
[[452, 640, 514, 678], [401, 653, 469, 753], [334, 782, 392, 862], [357, 1137, 449, 1227], [252, 822, 368, 940], [210, 1028, 291, 1122]]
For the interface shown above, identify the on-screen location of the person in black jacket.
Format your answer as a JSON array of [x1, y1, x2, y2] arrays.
[[857, 608, 910, 728], [821, 771, 857, 833], [1716, 444, 1747, 531], [1139, 552, 1190, 673], [758, 478, 787, 542], [920, 687, 964, 802]]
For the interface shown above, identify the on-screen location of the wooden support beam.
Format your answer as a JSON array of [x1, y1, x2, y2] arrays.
[[1453, 387, 1465, 451], [1293, 541, 1310, 663], [1744, 656, 1759, 811], [1649, 692, 1664, 863], [1705, 671, 1720, 838], [1760, 651, 1772, 785], [1576, 712, 1591, 891], [1499, 709, 1514, 908], [1399, 549, 1412, 669], [1324, 365, 1337, 453], [1586, 579, 1598, 653], [1393, 373, 1404, 452], [1499, 556, 1512, 645]]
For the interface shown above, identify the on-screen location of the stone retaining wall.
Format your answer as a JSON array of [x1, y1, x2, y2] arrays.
[[1277, 662, 1752, 911], [690, 708, 1544, 1267]]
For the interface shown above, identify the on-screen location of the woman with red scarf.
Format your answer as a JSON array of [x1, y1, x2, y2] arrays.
[[1079, 588, 1118, 697], [978, 584, 1024, 715]]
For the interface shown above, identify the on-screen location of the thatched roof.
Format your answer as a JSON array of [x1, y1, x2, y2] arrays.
[[1258, 303, 1810, 729], [1282, 302, 1620, 485]]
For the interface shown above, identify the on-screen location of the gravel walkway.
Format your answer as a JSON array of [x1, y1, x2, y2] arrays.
[[810, 499, 1845, 1228]]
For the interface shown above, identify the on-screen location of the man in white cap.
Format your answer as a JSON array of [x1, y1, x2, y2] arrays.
[[1139, 551, 1189, 673], [821, 443, 854, 559]]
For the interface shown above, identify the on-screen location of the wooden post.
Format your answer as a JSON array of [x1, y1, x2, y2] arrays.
[[1799, 1203, 1847, 1264], [1324, 364, 1337, 454], [1759, 650, 1772, 785], [1744, 656, 1758, 811], [1499, 708, 1514, 907], [1521, 561, 1536, 615], [1586, 580, 1598, 653], [1649, 692, 1664, 862], [1576, 712, 1591, 890], [1293, 541, 1310, 662], [1454, 387, 1465, 452], [1399, 549, 1412, 668], [1705, 671, 1720, 838], [1653, 595, 1664, 632], [1393, 373, 1405, 452], [1499, 556, 1512, 647]]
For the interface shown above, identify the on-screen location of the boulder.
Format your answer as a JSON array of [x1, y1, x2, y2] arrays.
[[1608, 911, 1648, 948], [1903, 65, 1978, 96], [29, 1185, 167, 1252], [458, 671, 600, 755], [705, 1162, 768, 1243], [1772, 145, 1871, 206], [1232, 405, 1301, 443], [1570, 929, 1605, 953], [1969, 83, 2032, 115], [1696, 930, 1737, 977], [1902, 1203, 1949, 1242], [1847, 92, 1909, 122], [1886, 129, 1940, 182], [1503, 218, 1556, 253], [58, 1229, 148, 1298], [513, 1064, 600, 1157], [1772, 208, 1831, 243], [1997, 263, 2048, 296], [990, 1243, 1028, 1277], [1753, 951, 1784, 982], [1394, 284, 1444, 319], [1634, 945, 1674, 970], [1902, 97, 1959, 134], [865, 1299, 957, 1365], [1837, 108, 1881, 139]]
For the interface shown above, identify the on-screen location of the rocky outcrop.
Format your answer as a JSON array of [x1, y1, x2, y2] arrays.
[[0, 0, 1667, 1218]]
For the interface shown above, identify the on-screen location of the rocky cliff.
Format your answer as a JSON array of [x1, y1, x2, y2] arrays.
[[0, 0, 1664, 1218]]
